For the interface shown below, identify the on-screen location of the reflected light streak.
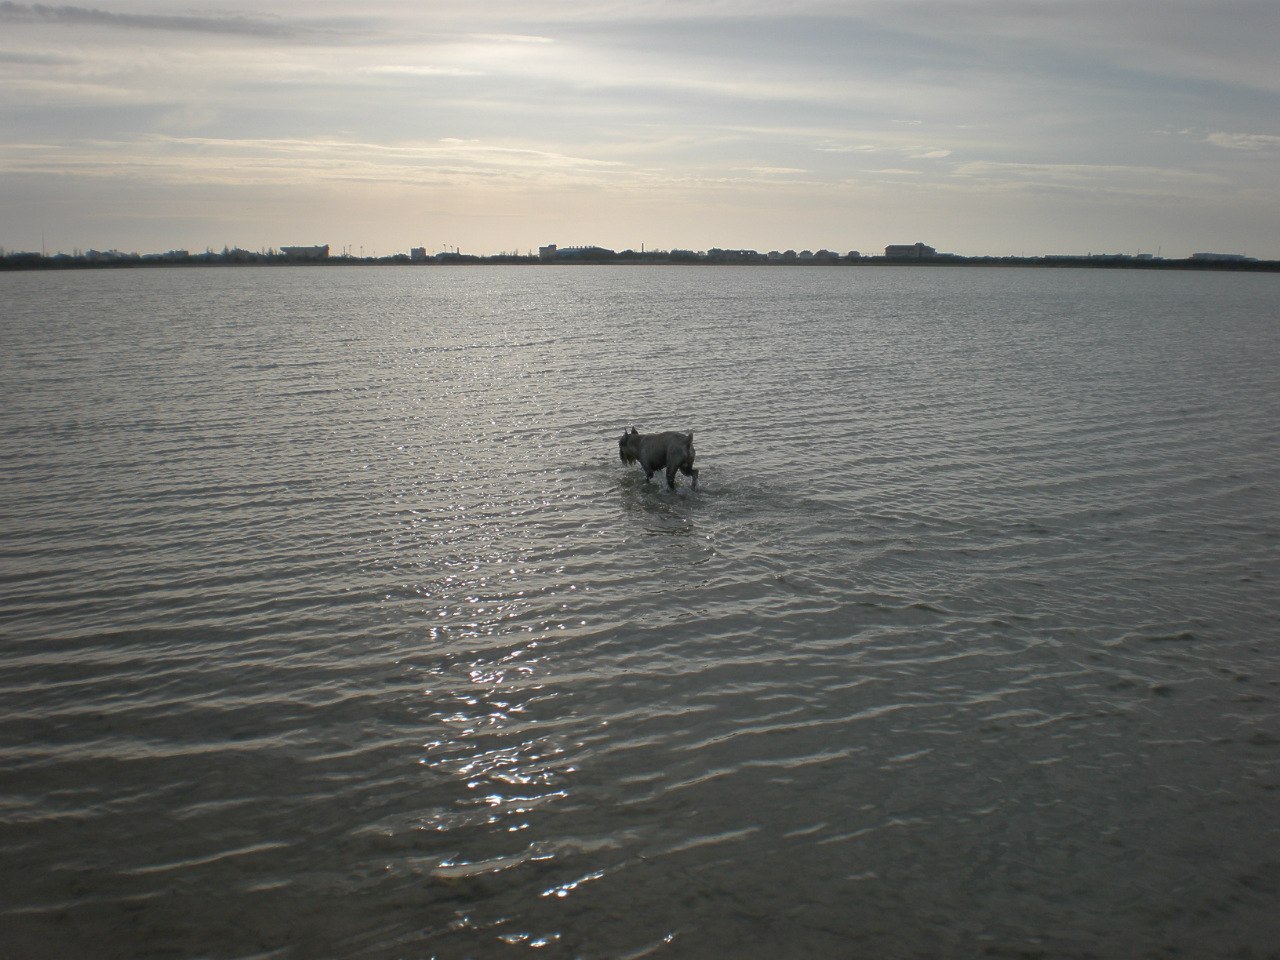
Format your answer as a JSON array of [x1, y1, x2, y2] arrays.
[[541, 869, 606, 899]]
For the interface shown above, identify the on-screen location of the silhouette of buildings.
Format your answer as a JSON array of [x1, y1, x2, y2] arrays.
[[280, 244, 329, 261], [1191, 252, 1254, 263], [885, 242, 937, 259], [5, 239, 1277, 271], [540, 244, 616, 261]]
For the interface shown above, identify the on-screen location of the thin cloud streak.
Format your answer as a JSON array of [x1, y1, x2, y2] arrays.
[[953, 161, 1229, 186], [0, 134, 630, 192], [0, 2, 296, 38], [1206, 132, 1280, 151]]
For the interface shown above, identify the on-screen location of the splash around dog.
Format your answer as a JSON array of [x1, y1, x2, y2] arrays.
[[618, 428, 699, 490]]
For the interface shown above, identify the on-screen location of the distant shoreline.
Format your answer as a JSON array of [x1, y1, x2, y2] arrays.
[[3, 252, 1278, 273]]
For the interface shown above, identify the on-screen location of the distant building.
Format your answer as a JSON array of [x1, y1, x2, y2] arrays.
[[85, 249, 138, 262], [707, 248, 765, 262], [280, 244, 329, 261], [539, 244, 615, 261], [410, 247, 427, 262], [885, 242, 937, 259], [1191, 252, 1253, 262]]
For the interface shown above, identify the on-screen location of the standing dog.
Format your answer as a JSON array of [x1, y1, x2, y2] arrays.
[[618, 427, 699, 490]]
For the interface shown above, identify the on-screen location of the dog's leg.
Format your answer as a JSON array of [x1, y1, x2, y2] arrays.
[[666, 464, 678, 489]]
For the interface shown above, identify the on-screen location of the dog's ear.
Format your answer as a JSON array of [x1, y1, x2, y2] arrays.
[[687, 431, 694, 442], [629, 427, 638, 434]]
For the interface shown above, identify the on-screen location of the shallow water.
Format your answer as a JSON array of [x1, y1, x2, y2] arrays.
[[1, 264, 1278, 958]]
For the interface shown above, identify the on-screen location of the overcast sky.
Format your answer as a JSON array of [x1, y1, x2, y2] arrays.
[[2, 0, 1277, 258]]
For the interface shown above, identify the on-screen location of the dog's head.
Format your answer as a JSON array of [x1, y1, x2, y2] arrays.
[[618, 426, 640, 464]]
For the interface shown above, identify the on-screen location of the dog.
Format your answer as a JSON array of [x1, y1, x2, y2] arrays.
[[618, 427, 699, 490]]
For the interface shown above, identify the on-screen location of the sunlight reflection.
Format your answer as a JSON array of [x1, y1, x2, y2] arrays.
[[541, 869, 606, 899], [498, 932, 562, 949]]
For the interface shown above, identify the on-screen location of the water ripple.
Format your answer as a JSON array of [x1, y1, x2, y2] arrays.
[[1, 266, 1277, 958]]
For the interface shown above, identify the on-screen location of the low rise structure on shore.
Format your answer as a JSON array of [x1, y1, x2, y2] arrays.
[[280, 244, 329, 261], [1191, 252, 1255, 263], [885, 242, 938, 259], [540, 244, 616, 261]]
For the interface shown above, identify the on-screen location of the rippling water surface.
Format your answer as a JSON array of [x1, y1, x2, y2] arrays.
[[2, 265, 1278, 958]]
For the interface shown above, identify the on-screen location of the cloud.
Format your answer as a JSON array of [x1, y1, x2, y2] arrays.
[[1206, 132, 1280, 151], [953, 160, 1224, 185], [945, 161, 1236, 208], [0, 2, 294, 37], [846, 0, 1280, 90], [362, 65, 485, 78], [2, 0, 1278, 257], [464, 33, 555, 44], [815, 142, 952, 162], [0, 134, 630, 194], [0, 48, 75, 65]]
